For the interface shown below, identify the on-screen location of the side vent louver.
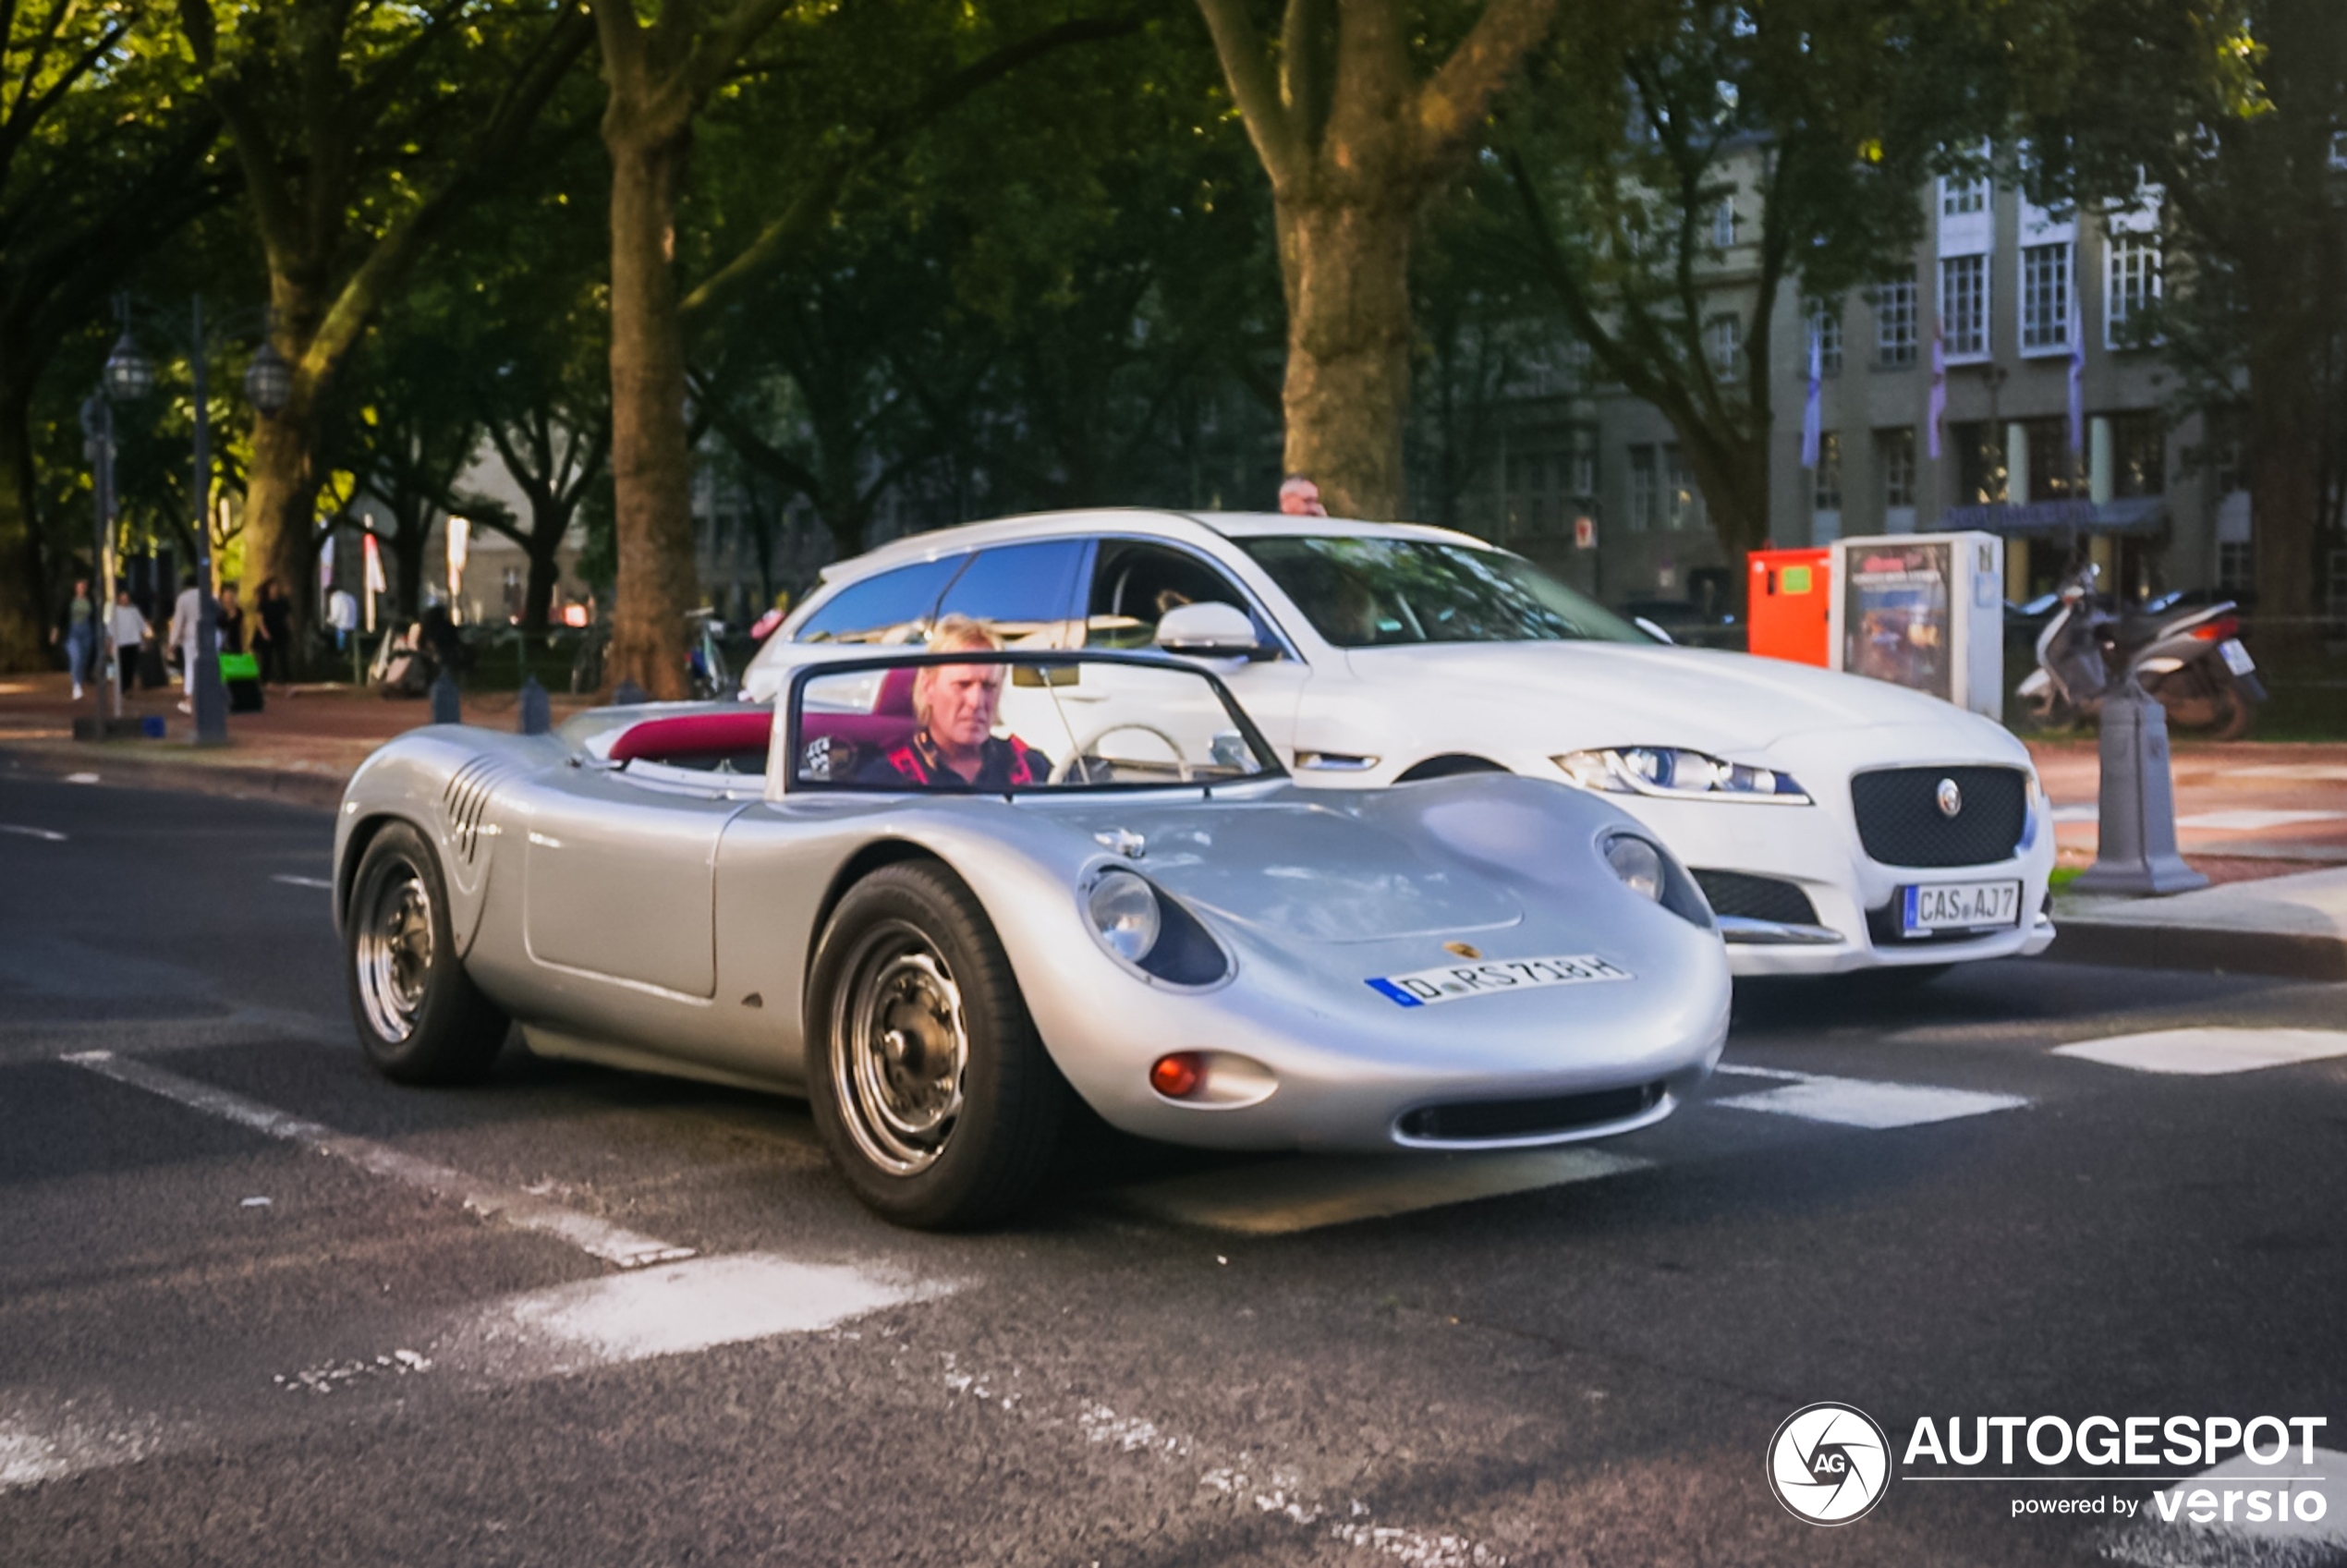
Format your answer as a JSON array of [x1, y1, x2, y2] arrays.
[[442, 757, 517, 865]]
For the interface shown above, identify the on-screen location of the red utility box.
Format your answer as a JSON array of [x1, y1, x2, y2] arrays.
[[1746, 547, 1832, 666]]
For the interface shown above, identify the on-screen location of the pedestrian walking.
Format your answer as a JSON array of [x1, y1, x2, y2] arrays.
[[53, 577, 95, 699], [106, 588, 151, 699], [254, 577, 295, 686], [214, 581, 247, 654], [169, 572, 201, 713]]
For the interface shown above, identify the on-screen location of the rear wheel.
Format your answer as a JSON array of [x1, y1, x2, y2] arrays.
[[345, 821, 508, 1083], [807, 862, 1067, 1229]]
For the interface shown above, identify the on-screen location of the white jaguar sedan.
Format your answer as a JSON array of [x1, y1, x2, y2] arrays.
[[743, 509, 2056, 978]]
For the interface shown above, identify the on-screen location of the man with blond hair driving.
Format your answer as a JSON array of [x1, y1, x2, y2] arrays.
[[858, 615, 1052, 788]]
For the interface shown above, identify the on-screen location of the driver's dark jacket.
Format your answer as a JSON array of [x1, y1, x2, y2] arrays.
[[855, 729, 1049, 789]]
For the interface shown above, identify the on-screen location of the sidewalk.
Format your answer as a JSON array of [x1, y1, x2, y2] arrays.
[[3, 673, 2341, 980], [0, 670, 590, 810]]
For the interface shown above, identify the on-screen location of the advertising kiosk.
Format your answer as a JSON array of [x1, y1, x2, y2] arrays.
[[1826, 531, 2005, 720]]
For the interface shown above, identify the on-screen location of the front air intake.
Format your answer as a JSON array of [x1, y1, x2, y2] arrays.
[[1396, 1082, 1664, 1145]]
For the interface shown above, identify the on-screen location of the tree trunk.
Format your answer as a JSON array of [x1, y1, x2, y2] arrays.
[[0, 382, 48, 672], [2247, 359, 2323, 666], [603, 130, 697, 699], [523, 522, 565, 631], [1276, 192, 1417, 520], [239, 377, 326, 660]]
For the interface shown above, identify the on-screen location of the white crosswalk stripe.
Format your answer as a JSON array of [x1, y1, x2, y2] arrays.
[[1710, 1065, 2030, 1128], [2053, 1028, 2347, 1076]]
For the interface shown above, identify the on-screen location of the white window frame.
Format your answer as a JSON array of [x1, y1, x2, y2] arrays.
[[1704, 313, 1742, 382], [1627, 445, 1656, 533], [1878, 427, 1916, 510], [1873, 276, 1918, 367], [1806, 305, 1843, 374], [2019, 241, 2073, 356], [2104, 232, 2161, 348], [1712, 196, 1739, 250], [1940, 254, 1989, 362]]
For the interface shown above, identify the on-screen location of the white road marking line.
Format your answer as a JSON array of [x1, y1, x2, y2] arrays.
[[2175, 808, 2347, 833], [2053, 1027, 2347, 1076], [2237, 763, 2347, 784], [1712, 1073, 2028, 1128], [0, 823, 67, 841], [1118, 1147, 1648, 1236], [60, 1051, 695, 1269], [2051, 804, 2101, 823], [939, 1355, 1505, 1565], [270, 873, 334, 889], [0, 1407, 171, 1492], [446, 1253, 949, 1379], [62, 771, 99, 784]]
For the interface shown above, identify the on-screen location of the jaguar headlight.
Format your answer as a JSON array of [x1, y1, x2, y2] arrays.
[[1086, 869, 1161, 963], [1603, 833, 1665, 900], [1554, 747, 1810, 804]]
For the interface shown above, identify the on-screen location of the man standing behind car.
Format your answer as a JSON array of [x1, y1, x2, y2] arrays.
[[857, 615, 1051, 788]]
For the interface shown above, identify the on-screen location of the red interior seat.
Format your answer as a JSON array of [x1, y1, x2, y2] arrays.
[[607, 708, 774, 766]]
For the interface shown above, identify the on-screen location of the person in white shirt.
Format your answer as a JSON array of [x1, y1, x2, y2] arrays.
[[168, 572, 203, 712], [105, 589, 150, 699]]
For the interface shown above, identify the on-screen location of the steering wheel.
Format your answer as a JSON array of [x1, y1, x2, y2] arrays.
[[1049, 722, 1193, 785]]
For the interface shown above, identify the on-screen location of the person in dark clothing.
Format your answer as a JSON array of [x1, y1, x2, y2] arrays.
[[853, 616, 1050, 789], [214, 582, 247, 653], [254, 577, 294, 685]]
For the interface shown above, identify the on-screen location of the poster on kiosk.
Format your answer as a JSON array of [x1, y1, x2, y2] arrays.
[[1827, 531, 2004, 721]]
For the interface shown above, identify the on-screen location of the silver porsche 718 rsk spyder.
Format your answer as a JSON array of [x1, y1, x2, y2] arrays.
[[333, 649, 1730, 1228]]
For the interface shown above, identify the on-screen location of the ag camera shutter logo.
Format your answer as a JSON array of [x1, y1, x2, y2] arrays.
[[1768, 1403, 1892, 1525]]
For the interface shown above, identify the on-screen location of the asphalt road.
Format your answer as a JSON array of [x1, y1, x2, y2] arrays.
[[2, 774, 2343, 1568]]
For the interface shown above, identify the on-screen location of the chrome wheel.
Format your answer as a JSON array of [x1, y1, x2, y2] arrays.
[[831, 920, 968, 1175], [355, 861, 434, 1043]]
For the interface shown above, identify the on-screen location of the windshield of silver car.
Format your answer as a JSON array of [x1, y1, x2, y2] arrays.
[[790, 650, 1280, 792], [1239, 536, 1649, 648]]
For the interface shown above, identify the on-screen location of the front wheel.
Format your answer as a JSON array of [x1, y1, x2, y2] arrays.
[[807, 862, 1067, 1229], [345, 821, 509, 1083]]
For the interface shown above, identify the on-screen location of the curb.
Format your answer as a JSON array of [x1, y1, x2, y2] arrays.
[[0, 740, 347, 812], [2046, 919, 2347, 983]]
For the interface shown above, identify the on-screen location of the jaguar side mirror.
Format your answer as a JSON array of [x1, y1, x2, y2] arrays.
[[1155, 602, 1271, 660]]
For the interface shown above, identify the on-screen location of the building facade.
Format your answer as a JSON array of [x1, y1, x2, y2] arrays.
[[1481, 154, 2240, 615]]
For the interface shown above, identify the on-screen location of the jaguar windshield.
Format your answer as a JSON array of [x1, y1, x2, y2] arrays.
[[1240, 535, 1650, 648], [790, 650, 1282, 793]]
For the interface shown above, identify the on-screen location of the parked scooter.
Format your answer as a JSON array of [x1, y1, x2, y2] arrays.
[[2017, 565, 2268, 739]]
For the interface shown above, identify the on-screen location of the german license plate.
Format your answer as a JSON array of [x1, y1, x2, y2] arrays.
[[1368, 954, 1632, 1008], [2219, 638, 2256, 675], [1901, 880, 2022, 937]]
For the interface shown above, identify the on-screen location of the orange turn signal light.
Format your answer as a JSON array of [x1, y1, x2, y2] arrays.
[[1149, 1051, 1207, 1100]]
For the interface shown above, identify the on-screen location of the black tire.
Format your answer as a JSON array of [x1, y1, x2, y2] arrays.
[[806, 861, 1068, 1230], [344, 820, 509, 1084]]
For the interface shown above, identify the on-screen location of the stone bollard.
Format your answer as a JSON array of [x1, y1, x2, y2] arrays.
[[2070, 675, 2207, 895], [430, 668, 462, 725], [517, 674, 551, 735], [613, 678, 650, 707]]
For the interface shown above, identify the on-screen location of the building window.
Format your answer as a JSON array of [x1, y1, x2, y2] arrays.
[[1813, 432, 1842, 512], [1665, 446, 1701, 531], [2331, 131, 2347, 172], [1704, 313, 1742, 382], [2024, 417, 2081, 501], [2019, 243, 2073, 354], [1877, 427, 1916, 509], [1502, 429, 1596, 536], [1940, 254, 1988, 359], [1570, 444, 1597, 499], [1712, 196, 1738, 249], [2105, 234, 2161, 347], [1806, 305, 1843, 374], [1627, 444, 1657, 532], [1872, 275, 1918, 367], [1940, 173, 1989, 217], [1952, 420, 2006, 504], [2218, 541, 2254, 592], [2110, 410, 2166, 497], [2328, 547, 2347, 618]]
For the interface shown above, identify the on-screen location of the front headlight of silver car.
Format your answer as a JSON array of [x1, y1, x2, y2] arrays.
[[1603, 833, 1665, 900], [1086, 869, 1161, 962], [1553, 747, 1810, 805]]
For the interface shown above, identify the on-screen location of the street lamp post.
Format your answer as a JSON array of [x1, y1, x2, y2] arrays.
[[102, 295, 290, 747], [76, 390, 121, 735]]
